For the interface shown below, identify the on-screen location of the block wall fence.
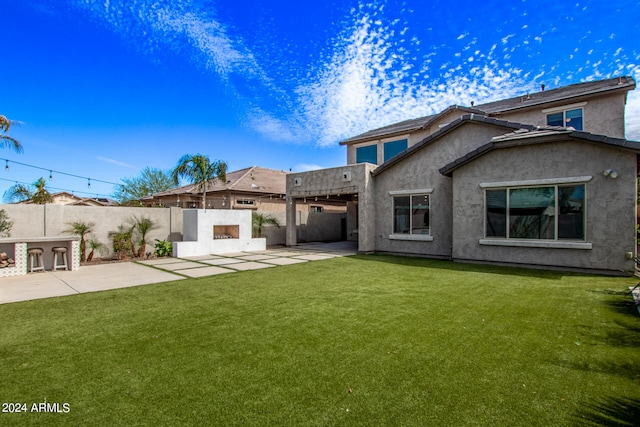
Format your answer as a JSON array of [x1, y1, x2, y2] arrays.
[[0, 204, 344, 257]]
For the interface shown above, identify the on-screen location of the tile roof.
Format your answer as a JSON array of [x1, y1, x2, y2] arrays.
[[340, 105, 483, 145], [475, 75, 635, 114], [371, 114, 538, 176], [341, 76, 636, 145], [439, 126, 640, 177], [143, 166, 288, 199]]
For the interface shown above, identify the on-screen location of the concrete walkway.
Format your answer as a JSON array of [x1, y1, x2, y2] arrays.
[[0, 242, 357, 305]]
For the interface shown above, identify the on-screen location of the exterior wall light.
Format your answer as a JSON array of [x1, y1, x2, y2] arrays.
[[602, 169, 619, 179]]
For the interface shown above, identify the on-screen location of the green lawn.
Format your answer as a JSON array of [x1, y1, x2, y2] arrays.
[[1, 255, 639, 426]]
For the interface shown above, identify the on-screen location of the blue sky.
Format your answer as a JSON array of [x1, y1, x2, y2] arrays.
[[2, 0, 639, 200]]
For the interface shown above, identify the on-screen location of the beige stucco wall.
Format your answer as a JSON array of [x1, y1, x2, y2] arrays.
[[449, 139, 637, 273], [286, 163, 377, 250], [0, 204, 182, 258], [345, 91, 631, 167], [0, 204, 341, 254], [372, 122, 516, 258], [495, 92, 627, 138]]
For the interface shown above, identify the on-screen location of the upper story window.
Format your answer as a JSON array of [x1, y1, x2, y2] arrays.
[[355, 144, 378, 164], [543, 102, 586, 131], [546, 108, 583, 130], [383, 139, 408, 162]]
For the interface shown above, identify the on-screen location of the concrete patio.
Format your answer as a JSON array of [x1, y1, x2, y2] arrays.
[[0, 242, 357, 304]]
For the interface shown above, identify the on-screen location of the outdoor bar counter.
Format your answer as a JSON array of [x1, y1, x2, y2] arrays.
[[0, 236, 81, 278]]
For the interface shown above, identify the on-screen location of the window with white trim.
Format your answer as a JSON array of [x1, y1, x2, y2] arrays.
[[485, 184, 585, 241], [310, 206, 323, 213], [546, 108, 583, 130], [393, 194, 430, 235]]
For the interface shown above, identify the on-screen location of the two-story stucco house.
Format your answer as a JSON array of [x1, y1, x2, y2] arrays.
[[286, 76, 639, 274]]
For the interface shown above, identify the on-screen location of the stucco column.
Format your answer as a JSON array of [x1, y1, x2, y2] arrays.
[[357, 172, 376, 253], [285, 196, 297, 247]]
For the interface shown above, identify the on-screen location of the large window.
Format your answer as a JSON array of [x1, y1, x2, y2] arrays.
[[485, 184, 585, 240], [356, 144, 378, 164], [393, 194, 430, 235], [546, 108, 583, 130], [384, 139, 408, 162]]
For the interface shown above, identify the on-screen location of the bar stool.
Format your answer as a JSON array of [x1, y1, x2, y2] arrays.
[[28, 247, 45, 273], [52, 247, 69, 271]]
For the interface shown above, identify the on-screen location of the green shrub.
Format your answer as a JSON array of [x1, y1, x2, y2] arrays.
[[0, 209, 12, 237], [154, 239, 173, 257]]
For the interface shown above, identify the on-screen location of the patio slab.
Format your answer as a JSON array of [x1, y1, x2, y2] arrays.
[[184, 255, 223, 261], [212, 252, 247, 257], [199, 258, 245, 266], [260, 258, 308, 266], [140, 258, 187, 266], [0, 262, 184, 304], [178, 266, 235, 278], [0, 242, 356, 305], [151, 261, 204, 271], [266, 251, 308, 257], [292, 253, 338, 261], [224, 262, 275, 271], [234, 254, 278, 261]]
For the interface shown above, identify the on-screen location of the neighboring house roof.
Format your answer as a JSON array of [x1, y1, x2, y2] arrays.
[[17, 192, 117, 206], [439, 127, 640, 177], [143, 166, 288, 200], [341, 76, 636, 145], [371, 114, 541, 176]]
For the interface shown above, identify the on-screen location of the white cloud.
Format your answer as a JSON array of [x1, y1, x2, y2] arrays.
[[294, 163, 325, 172], [96, 156, 137, 169], [60, 0, 640, 149], [501, 34, 515, 44]]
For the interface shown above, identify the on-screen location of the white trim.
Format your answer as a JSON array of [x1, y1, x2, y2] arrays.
[[389, 188, 433, 196], [381, 134, 410, 144], [390, 234, 434, 241], [353, 141, 378, 148], [541, 102, 587, 114], [479, 239, 592, 250], [480, 176, 592, 189]]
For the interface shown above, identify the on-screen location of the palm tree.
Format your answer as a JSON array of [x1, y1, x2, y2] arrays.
[[0, 115, 22, 153], [132, 215, 159, 258], [64, 220, 95, 261], [86, 237, 106, 261], [3, 177, 53, 204], [171, 154, 227, 210], [252, 212, 280, 238]]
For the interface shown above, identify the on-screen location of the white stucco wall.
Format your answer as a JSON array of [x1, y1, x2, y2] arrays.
[[172, 209, 266, 257]]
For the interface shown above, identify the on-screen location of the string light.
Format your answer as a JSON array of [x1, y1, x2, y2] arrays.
[[0, 177, 112, 198], [0, 157, 120, 186], [87, 178, 91, 188], [49, 170, 53, 180]]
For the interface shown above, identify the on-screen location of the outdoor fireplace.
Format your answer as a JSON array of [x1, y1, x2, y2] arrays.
[[213, 225, 239, 240]]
